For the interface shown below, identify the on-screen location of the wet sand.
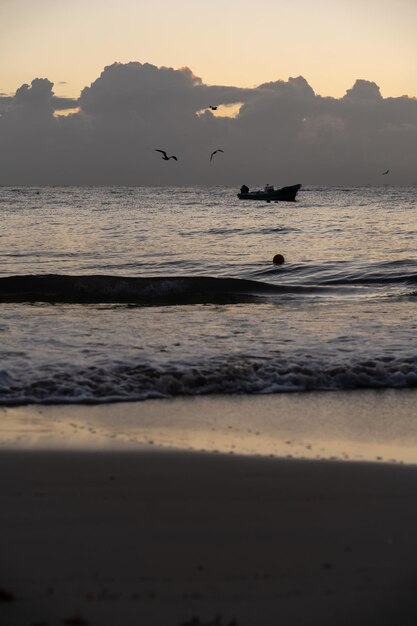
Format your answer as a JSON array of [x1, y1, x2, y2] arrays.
[[2, 389, 417, 463], [1, 391, 417, 625]]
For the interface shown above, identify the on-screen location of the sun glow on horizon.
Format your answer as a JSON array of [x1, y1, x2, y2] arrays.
[[197, 103, 243, 119], [53, 107, 81, 118]]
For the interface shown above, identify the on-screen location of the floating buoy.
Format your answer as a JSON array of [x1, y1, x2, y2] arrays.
[[273, 254, 285, 264]]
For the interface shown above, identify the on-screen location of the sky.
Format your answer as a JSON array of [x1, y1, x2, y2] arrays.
[[1, 0, 417, 185], [2, 0, 417, 99]]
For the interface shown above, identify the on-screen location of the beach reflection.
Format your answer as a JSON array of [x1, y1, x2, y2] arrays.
[[1, 390, 416, 465]]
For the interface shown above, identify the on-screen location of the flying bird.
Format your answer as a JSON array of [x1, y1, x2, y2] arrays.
[[210, 149, 224, 162], [155, 149, 178, 161], [209, 106, 218, 111], [382, 169, 390, 175]]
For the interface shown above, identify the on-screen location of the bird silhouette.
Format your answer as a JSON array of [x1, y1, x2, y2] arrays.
[[209, 106, 218, 111], [155, 149, 178, 161], [382, 169, 390, 175], [210, 149, 224, 162]]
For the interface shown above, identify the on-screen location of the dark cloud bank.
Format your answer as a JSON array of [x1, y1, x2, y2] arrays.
[[1, 62, 416, 186]]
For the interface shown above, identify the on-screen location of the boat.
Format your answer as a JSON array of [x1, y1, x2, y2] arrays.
[[237, 183, 301, 202]]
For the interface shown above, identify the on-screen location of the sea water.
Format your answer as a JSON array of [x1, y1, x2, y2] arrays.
[[0, 185, 416, 404]]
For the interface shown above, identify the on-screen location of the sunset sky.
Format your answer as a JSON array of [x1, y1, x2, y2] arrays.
[[1, 0, 417, 185], [2, 0, 417, 99]]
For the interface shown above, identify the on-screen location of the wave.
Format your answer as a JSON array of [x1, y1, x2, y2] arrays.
[[1, 354, 417, 405], [319, 274, 417, 287], [2, 260, 417, 306], [1, 269, 415, 306], [0, 273, 327, 305], [254, 259, 417, 288]]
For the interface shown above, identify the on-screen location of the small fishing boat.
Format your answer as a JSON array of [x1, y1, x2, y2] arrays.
[[237, 183, 301, 202]]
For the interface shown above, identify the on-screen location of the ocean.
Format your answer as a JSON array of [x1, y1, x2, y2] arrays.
[[1, 184, 416, 405]]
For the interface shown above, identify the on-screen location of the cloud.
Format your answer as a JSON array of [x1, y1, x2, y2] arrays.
[[0, 95, 13, 115], [0, 63, 416, 185], [343, 79, 383, 102], [79, 62, 251, 120], [13, 78, 55, 114], [52, 96, 79, 110]]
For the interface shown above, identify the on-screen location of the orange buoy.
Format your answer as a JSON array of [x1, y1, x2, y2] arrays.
[[273, 254, 285, 265]]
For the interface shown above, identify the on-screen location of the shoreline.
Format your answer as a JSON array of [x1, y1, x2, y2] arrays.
[[1, 388, 417, 464]]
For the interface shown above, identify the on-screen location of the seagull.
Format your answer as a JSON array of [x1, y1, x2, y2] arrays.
[[210, 149, 224, 162], [382, 169, 390, 175], [155, 149, 178, 161], [209, 105, 218, 111]]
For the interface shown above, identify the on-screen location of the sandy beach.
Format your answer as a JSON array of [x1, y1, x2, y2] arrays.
[[1, 391, 417, 625]]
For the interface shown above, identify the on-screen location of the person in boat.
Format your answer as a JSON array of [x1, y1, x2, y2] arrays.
[[264, 184, 274, 193], [240, 184, 249, 194]]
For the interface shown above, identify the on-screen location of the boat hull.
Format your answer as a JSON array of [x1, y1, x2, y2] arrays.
[[237, 184, 301, 202]]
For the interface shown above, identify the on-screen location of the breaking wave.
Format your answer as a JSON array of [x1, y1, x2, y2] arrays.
[[1, 354, 417, 405]]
